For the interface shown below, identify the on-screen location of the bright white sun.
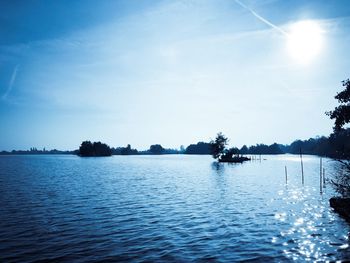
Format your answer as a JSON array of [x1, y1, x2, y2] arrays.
[[287, 20, 324, 64]]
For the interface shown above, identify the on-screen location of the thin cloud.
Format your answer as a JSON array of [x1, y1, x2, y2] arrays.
[[2, 64, 19, 100], [234, 0, 287, 36]]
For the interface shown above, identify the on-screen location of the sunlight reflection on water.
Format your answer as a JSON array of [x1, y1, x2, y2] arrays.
[[271, 182, 349, 261], [0, 154, 349, 262], [276, 154, 316, 163]]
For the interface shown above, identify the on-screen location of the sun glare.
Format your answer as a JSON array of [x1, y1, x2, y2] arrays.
[[287, 20, 324, 64]]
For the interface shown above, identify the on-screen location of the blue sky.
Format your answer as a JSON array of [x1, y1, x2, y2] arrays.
[[1, 0, 350, 151]]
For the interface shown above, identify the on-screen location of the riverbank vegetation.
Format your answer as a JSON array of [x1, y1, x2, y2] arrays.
[[328, 79, 350, 196], [327, 78, 350, 221]]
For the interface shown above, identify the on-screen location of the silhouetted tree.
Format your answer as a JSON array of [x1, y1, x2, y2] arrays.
[[210, 132, 228, 160], [327, 79, 350, 132], [93, 142, 112, 156], [79, 141, 94, 156], [326, 79, 350, 202], [185, 142, 211, 154], [121, 144, 131, 155], [269, 143, 284, 154], [149, 144, 165, 154], [329, 130, 350, 158], [119, 144, 138, 155], [240, 145, 249, 154], [248, 143, 284, 154], [79, 141, 112, 157]]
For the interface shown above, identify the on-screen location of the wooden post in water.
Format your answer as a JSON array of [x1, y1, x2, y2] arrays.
[[285, 166, 288, 184], [323, 168, 326, 188], [300, 148, 304, 185], [320, 158, 323, 194]]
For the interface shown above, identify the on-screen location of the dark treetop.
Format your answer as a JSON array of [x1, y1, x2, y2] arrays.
[[79, 141, 112, 157]]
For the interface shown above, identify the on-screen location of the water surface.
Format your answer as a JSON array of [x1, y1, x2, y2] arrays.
[[0, 154, 349, 262]]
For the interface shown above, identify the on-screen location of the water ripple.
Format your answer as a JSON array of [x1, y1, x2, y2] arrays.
[[0, 154, 349, 262]]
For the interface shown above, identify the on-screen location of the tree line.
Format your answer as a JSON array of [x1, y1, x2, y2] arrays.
[[75, 128, 350, 157], [1, 131, 349, 158]]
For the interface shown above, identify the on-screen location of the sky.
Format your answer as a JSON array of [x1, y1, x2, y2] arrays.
[[1, 0, 350, 151]]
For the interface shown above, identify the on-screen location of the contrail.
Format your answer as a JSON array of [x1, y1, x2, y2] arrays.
[[2, 64, 19, 100], [234, 0, 288, 36]]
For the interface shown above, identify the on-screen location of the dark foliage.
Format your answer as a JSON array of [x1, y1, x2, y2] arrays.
[[328, 130, 350, 158], [240, 145, 249, 154], [286, 129, 350, 158], [234, 131, 350, 158], [112, 144, 138, 155], [288, 137, 330, 155], [327, 79, 350, 132], [149, 144, 165, 154], [219, 147, 240, 162], [244, 143, 284, 155], [0, 148, 74, 155], [326, 80, 350, 200], [79, 141, 112, 157], [185, 142, 211, 154], [210, 132, 228, 159], [209, 133, 250, 163]]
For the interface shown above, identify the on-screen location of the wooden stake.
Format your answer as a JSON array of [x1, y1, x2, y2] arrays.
[[285, 166, 288, 184], [323, 168, 326, 188], [300, 148, 304, 185], [319, 158, 322, 193], [320, 158, 323, 194]]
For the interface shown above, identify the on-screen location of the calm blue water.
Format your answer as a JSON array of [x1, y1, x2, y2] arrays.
[[0, 154, 349, 262]]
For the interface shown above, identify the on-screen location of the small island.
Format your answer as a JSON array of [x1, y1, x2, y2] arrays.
[[210, 133, 250, 163]]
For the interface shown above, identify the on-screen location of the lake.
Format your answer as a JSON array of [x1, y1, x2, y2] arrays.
[[0, 154, 349, 262]]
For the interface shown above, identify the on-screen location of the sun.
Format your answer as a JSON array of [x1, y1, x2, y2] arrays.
[[286, 20, 324, 64]]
